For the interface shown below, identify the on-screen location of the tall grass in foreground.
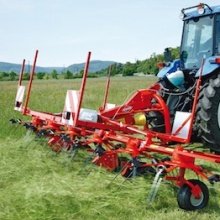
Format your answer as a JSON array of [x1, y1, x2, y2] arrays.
[[1, 77, 220, 219]]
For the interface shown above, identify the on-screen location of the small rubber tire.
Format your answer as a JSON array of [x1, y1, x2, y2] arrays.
[[177, 179, 209, 211]]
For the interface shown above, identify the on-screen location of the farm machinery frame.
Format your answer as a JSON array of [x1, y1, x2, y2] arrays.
[[11, 49, 220, 211], [11, 3, 220, 211]]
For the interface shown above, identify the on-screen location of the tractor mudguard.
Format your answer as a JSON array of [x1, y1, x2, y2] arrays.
[[157, 59, 181, 78], [195, 56, 220, 77]]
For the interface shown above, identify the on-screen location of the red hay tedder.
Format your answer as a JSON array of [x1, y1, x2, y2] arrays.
[[11, 49, 220, 211]]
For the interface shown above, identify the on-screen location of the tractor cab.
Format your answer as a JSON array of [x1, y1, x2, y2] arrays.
[[158, 3, 220, 79], [180, 3, 220, 71]]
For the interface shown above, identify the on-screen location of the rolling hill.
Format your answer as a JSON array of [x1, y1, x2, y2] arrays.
[[0, 60, 116, 74], [67, 60, 115, 73]]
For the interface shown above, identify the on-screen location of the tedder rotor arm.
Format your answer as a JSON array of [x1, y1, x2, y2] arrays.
[[73, 51, 91, 126], [18, 59, 25, 86], [23, 50, 39, 115], [102, 65, 112, 111]]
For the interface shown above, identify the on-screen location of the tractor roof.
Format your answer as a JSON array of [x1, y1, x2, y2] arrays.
[[182, 4, 220, 21]]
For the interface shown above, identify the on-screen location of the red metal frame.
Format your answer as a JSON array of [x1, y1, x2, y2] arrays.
[[74, 51, 91, 126], [18, 59, 25, 86], [23, 50, 38, 115], [101, 65, 111, 111], [13, 52, 220, 209]]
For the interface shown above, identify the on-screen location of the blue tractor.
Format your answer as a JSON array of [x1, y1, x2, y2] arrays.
[[156, 3, 220, 152]]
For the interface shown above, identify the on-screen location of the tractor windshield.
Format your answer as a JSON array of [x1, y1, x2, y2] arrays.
[[181, 15, 213, 70]]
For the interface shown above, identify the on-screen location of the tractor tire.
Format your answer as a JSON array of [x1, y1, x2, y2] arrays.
[[196, 73, 220, 152], [148, 111, 165, 133], [177, 179, 209, 211]]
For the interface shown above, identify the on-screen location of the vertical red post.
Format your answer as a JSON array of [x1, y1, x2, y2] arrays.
[[102, 65, 112, 110], [18, 59, 25, 86], [23, 50, 39, 115], [73, 51, 91, 126]]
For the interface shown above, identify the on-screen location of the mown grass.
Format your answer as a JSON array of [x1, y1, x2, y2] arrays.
[[1, 76, 220, 219]]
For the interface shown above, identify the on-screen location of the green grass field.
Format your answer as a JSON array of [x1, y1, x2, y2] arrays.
[[1, 76, 220, 220]]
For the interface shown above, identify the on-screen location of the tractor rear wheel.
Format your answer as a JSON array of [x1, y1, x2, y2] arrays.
[[197, 73, 220, 152]]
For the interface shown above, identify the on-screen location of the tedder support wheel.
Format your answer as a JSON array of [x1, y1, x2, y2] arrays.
[[177, 179, 209, 211], [197, 73, 220, 152]]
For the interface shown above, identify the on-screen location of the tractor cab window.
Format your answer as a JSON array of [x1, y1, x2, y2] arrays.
[[181, 15, 213, 70]]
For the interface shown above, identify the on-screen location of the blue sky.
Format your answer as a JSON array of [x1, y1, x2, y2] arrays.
[[0, 0, 219, 67]]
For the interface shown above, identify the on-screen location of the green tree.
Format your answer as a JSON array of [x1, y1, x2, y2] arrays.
[[110, 63, 122, 75], [9, 71, 17, 81], [122, 62, 137, 76], [63, 70, 73, 79], [2, 72, 9, 77], [23, 72, 30, 80], [44, 73, 50, 80], [79, 70, 84, 77], [51, 69, 58, 79], [171, 47, 180, 60], [37, 72, 45, 80]]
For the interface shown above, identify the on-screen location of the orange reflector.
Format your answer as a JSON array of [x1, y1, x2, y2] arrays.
[[215, 58, 220, 64], [157, 62, 165, 69]]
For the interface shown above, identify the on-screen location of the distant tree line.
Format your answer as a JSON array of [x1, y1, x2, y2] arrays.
[[0, 47, 179, 81], [94, 47, 179, 76]]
